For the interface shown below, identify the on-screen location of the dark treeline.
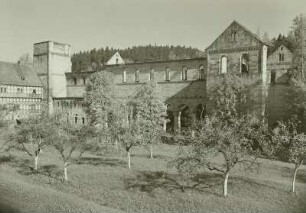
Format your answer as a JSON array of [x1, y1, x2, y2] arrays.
[[71, 45, 204, 72], [269, 33, 295, 54]]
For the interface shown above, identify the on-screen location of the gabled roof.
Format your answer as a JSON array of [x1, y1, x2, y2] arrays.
[[207, 20, 269, 50], [0, 61, 42, 87], [106, 51, 125, 65], [268, 43, 294, 57]]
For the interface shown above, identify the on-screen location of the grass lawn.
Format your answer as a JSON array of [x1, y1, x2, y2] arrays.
[[0, 142, 306, 213]]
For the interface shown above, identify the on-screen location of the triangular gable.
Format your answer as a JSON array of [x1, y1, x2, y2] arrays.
[[106, 52, 125, 65], [268, 43, 293, 57], [206, 20, 268, 51]]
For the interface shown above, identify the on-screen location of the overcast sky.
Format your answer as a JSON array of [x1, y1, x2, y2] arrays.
[[0, 0, 305, 62]]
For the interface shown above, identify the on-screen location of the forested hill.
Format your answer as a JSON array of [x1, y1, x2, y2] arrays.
[[71, 45, 205, 72]]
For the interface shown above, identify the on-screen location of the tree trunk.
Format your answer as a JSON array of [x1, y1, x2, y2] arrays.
[[223, 172, 230, 198], [127, 151, 131, 169], [292, 165, 300, 193], [115, 139, 118, 150], [64, 162, 68, 181], [191, 130, 195, 138], [150, 145, 153, 159], [34, 155, 38, 171]]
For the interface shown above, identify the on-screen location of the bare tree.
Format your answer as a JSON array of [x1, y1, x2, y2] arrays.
[[18, 53, 32, 66]]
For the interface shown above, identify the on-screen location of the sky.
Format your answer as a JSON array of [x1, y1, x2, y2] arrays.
[[0, 0, 305, 62]]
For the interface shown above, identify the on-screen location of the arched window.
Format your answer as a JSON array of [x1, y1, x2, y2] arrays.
[[122, 70, 126, 83], [199, 65, 205, 80], [240, 53, 249, 74], [165, 67, 170, 81], [135, 69, 140, 82], [220, 56, 227, 74], [150, 68, 155, 82], [182, 67, 187, 81]]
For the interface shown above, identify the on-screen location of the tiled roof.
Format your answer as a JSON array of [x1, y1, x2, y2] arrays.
[[0, 61, 42, 87]]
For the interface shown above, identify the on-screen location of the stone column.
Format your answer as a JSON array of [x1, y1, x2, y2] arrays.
[[173, 111, 181, 133], [177, 111, 181, 132], [163, 119, 167, 132], [191, 113, 197, 138], [261, 45, 268, 118]]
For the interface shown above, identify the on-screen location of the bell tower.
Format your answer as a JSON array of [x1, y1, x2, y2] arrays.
[[33, 41, 71, 113]]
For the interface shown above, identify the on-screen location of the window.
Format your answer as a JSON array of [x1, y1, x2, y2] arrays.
[[0, 87, 7, 93], [165, 67, 170, 81], [182, 67, 187, 81], [116, 58, 119, 65], [123, 70, 126, 83], [271, 70, 276, 84], [33, 89, 36, 95], [279, 53, 285, 62], [75, 114, 78, 124], [83, 77, 86, 85], [240, 53, 249, 74], [73, 78, 77, 85], [17, 88, 23, 93], [199, 65, 205, 80], [231, 32, 237, 42], [82, 117, 85, 124], [135, 69, 140, 82], [150, 68, 155, 82], [220, 56, 227, 74]]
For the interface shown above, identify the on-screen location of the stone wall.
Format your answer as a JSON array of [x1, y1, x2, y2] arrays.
[[267, 45, 293, 84]]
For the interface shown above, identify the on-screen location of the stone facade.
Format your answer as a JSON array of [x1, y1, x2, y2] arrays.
[[2, 20, 303, 131], [206, 21, 269, 118], [267, 44, 293, 84], [33, 41, 71, 113], [56, 21, 273, 131]]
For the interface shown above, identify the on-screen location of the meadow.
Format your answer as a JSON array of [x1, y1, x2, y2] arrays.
[[0, 142, 306, 213]]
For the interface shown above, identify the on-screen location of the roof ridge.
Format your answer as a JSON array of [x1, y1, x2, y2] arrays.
[[206, 20, 269, 50], [232, 20, 268, 45]]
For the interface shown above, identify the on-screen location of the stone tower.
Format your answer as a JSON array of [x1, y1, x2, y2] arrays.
[[33, 41, 71, 113]]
